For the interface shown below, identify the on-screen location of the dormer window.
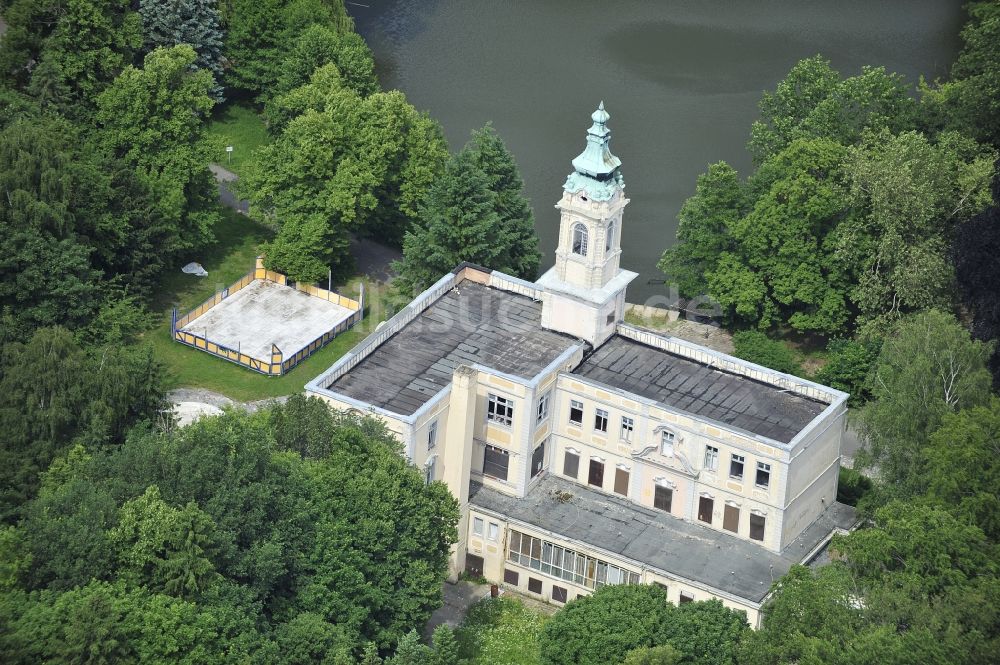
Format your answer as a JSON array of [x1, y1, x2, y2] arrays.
[[605, 221, 615, 253], [572, 223, 588, 256], [660, 430, 675, 456]]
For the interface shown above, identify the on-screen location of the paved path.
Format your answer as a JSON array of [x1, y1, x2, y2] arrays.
[[424, 581, 491, 636]]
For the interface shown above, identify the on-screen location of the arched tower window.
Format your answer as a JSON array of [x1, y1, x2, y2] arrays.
[[605, 221, 615, 253], [572, 223, 589, 256]]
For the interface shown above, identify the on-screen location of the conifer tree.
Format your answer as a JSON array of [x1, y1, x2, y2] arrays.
[[395, 150, 504, 293], [139, 0, 226, 101], [467, 124, 542, 280]]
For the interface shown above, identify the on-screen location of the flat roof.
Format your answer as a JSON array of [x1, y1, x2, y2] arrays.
[[180, 279, 355, 362], [470, 475, 856, 603], [323, 282, 578, 415], [573, 335, 827, 443]]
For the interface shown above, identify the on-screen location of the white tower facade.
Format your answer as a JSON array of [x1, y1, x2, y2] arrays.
[[537, 102, 638, 346]]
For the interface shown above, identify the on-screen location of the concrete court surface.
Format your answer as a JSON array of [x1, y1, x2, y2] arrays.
[[181, 279, 354, 361]]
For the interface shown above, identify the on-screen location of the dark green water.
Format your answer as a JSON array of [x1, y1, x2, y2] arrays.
[[353, 1, 964, 301]]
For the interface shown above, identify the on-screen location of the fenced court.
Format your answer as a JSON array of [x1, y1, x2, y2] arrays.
[[172, 258, 363, 375]]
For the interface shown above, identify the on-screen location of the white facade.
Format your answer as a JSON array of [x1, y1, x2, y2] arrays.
[[305, 104, 853, 627]]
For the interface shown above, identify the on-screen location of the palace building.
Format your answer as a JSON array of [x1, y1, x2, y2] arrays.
[[306, 103, 856, 627]]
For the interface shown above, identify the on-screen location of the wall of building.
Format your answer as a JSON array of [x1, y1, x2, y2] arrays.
[[465, 509, 763, 628]]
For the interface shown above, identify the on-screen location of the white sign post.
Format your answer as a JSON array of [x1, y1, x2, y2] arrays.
[[226, 146, 234, 164]]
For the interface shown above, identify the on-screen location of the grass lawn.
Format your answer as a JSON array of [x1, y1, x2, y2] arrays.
[[205, 103, 270, 176], [456, 597, 548, 665], [143, 207, 383, 402]]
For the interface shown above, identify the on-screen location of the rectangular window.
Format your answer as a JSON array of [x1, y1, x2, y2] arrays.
[[425, 457, 435, 485], [756, 462, 771, 489], [487, 393, 514, 427], [698, 496, 714, 524], [504, 569, 519, 586], [483, 445, 510, 481], [704, 445, 718, 471], [427, 420, 437, 450], [588, 459, 604, 488], [531, 440, 546, 478], [552, 586, 568, 603], [473, 517, 484, 537], [660, 430, 675, 456], [654, 485, 673, 513], [679, 591, 695, 604], [569, 400, 583, 425], [594, 408, 609, 433], [563, 451, 580, 479], [730, 453, 745, 480], [750, 514, 766, 541], [488, 522, 499, 541], [537, 391, 551, 423], [723, 504, 740, 533], [528, 577, 542, 594], [614, 468, 629, 496], [507, 530, 638, 591], [620, 416, 634, 441]]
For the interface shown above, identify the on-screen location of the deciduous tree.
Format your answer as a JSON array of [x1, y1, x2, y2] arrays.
[[856, 310, 993, 498]]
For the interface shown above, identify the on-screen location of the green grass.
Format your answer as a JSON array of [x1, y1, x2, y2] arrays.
[[205, 103, 270, 175], [143, 207, 385, 402], [456, 597, 548, 665]]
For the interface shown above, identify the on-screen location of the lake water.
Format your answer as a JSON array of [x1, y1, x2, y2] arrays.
[[353, 0, 964, 301]]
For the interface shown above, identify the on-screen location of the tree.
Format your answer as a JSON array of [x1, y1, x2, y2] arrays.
[[814, 338, 880, 405], [394, 150, 504, 293], [274, 23, 377, 99], [0, 328, 165, 522], [921, 1, 1000, 148], [111, 486, 220, 600], [0, 0, 142, 117], [731, 331, 802, 376], [466, 124, 542, 280], [658, 162, 744, 298], [923, 398, 1000, 540], [5, 400, 459, 657], [748, 56, 916, 164], [856, 310, 993, 498], [221, 0, 354, 97], [706, 138, 851, 334], [838, 130, 996, 331], [539, 584, 748, 665], [96, 45, 220, 256], [622, 644, 682, 665], [954, 159, 1000, 388], [242, 84, 448, 280], [430, 624, 459, 665], [139, 0, 226, 101]]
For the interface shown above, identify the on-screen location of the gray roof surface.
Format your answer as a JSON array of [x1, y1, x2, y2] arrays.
[[325, 282, 578, 415], [573, 335, 827, 443], [470, 475, 856, 603]]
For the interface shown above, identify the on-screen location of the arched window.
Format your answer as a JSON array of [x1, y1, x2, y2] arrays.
[[572, 223, 588, 256], [605, 221, 615, 253]]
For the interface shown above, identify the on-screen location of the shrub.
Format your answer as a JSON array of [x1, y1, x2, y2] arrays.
[[731, 331, 802, 375]]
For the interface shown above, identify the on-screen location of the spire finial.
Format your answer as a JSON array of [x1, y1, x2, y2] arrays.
[[591, 101, 609, 125]]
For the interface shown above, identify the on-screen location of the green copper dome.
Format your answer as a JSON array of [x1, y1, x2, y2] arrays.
[[565, 102, 624, 201]]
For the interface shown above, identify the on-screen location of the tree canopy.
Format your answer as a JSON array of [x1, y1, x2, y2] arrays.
[[0, 397, 460, 661], [394, 126, 542, 295], [538, 584, 748, 665]]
